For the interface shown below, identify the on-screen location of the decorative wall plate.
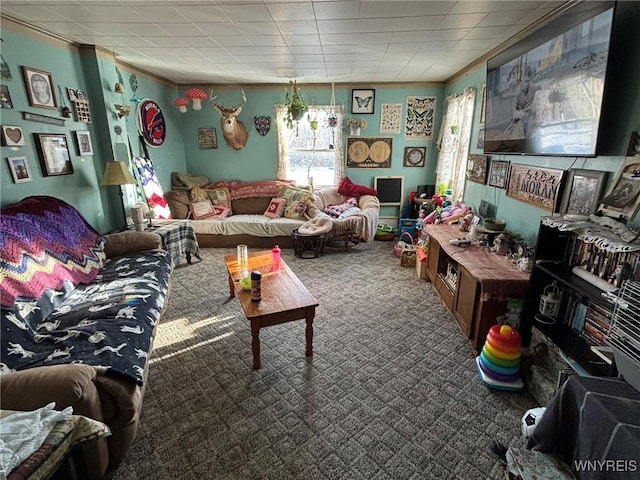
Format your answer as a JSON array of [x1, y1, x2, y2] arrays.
[[403, 147, 426, 167], [254, 116, 271, 136], [138, 98, 166, 147]]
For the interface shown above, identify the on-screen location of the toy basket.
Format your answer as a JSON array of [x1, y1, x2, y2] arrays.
[[394, 231, 417, 258]]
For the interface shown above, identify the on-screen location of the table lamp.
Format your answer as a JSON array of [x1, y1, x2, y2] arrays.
[[100, 161, 137, 230]]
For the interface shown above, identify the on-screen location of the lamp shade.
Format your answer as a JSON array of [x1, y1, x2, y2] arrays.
[[100, 161, 136, 186]]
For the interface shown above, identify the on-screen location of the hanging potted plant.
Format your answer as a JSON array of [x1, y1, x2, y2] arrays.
[[284, 80, 307, 129]]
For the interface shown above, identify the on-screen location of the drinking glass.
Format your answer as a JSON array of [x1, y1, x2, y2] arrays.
[[237, 244, 248, 266]]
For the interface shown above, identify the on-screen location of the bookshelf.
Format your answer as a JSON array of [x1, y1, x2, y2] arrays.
[[522, 217, 640, 376]]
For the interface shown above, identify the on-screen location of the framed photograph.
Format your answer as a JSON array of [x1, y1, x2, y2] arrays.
[[34, 133, 74, 176], [22, 66, 57, 109], [506, 164, 564, 212], [75, 130, 93, 155], [560, 168, 608, 215], [403, 147, 426, 167], [7, 156, 33, 183], [465, 154, 488, 184], [351, 89, 375, 114], [1, 85, 13, 109], [1, 125, 26, 146], [488, 160, 510, 188], [599, 156, 640, 220], [197, 127, 217, 149]]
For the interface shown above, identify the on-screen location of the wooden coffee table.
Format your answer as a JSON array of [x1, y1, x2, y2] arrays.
[[224, 250, 318, 369]]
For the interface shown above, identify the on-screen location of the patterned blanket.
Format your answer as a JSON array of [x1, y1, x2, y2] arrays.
[[0, 196, 106, 307], [1, 250, 172, 385]]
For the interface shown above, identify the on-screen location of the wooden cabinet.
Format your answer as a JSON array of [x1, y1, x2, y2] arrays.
[[425, 225, 530, 353]]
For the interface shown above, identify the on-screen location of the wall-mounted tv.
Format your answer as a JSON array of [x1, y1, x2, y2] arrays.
[[484, 1, 615, 157]]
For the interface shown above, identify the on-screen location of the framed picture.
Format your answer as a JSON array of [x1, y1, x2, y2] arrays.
[[599, 156, 640, 220], [351, 89, 375, 114], [1, 85, 13, 108], [465, 154, 488, 184], [346, 137, 392, 168], [22, 66, 57, 109], [1, 125, 26, 146], [560, 168, 608, 215], [34, 133, 74, 176], [7, 156, 33, 183], [488, 160, 510, 188], [506, 164, 564, 212], [75, 130, 94, 155], [403, 147, 426, 167], [197, 127, 217, 149]]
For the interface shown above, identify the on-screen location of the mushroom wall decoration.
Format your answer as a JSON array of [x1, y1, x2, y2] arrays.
[[186, 88, 207, 110], [174, 97, 189, 113]]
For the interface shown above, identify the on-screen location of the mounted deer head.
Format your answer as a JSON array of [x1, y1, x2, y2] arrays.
[[209, 89, 248, 150]]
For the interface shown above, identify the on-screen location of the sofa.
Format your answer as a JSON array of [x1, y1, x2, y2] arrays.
[[164, 172, 380, 248], [0, 196, 173, 479]]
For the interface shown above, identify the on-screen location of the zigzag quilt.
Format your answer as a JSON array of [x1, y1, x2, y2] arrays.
[[0, 196, 106, 307]]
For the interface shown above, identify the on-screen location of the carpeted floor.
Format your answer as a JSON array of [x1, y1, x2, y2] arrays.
[[111, 241, 536, 480]]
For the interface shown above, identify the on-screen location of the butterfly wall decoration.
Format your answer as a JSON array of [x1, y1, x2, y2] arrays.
[[351, 89, 375, 114]]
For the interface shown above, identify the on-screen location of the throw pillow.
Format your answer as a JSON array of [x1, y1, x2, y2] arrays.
[[338, 176, 378, 197], [278, 185, 314, 220], [190, 186, 209, 202], [263, 198, 286, 219], [204, 187, 233, 215], [190, 200, 216, 219]]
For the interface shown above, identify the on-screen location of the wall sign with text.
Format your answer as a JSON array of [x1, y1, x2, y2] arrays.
[[506, 164, 564, 212]]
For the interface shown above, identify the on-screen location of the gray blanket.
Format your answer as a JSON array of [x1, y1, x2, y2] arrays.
[[528, 375, 640, 479]]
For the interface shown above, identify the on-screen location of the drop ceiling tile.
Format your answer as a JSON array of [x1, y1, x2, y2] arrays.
[[404, 1, 453, 16], [276, 20, 318, 35], [215, 36, 253, 47], [195, 23, 243, 36], [126, 5, 186, 23], [156, 23, 210, 37], [245, 35, 288, 47], [357, 18, 403, 33], [313, 0, 360, 20], [1, 5, 70, 22], [284, 35, 321, 47], [218, 4, 272, 22], [235, 21, 281, 36], [121, 23, 173, 37], [174, 5, 227, 22], [464, 25, 521, 40], [289, 45, 323, 55], [267, 2, 315, 21], [438, 13, 488, 30], [359, 1, 409, 18], [478, 9, 534, 27], [316, 19, 359, 35]]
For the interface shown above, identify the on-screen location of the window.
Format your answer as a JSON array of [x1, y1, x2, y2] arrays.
[[436, 87, 476, 201], [276, 104, 344, 188]]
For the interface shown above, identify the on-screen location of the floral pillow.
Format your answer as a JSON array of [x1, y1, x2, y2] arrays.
[[263, 198, 286, 219], [191, 186, 232, 216], [278, 185, 314, 220]]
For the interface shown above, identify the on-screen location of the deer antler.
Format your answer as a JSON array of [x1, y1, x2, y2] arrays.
[[209, 89, 219, 107]]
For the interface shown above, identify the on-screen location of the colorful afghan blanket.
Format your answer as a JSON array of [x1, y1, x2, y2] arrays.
[[1, 196, 106, 307]]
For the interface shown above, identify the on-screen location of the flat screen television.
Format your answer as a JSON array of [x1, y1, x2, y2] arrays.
[[484, 1, 615, 156]]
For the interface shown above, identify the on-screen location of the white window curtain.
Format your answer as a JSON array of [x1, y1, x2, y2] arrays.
[[436, 87, 476, 202], [275, 104, 344, 187]]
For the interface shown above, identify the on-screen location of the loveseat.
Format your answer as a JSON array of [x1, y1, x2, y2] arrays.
[[0, 196, 173, 479], [164, 172, 380, 248]]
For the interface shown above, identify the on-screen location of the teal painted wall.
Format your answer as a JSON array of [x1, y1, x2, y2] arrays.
[[180, 84, 444, 220], [444, 2, 640, 246], [0, 23, 186, 233]]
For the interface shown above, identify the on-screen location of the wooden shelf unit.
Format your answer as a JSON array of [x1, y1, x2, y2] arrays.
[[521, 219, 640, 377], [425, 224, 530, 353]]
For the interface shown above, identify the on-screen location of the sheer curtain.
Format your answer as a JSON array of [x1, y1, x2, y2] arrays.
[[275, 104, 344, 186], [436, 87, 476, 202]]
